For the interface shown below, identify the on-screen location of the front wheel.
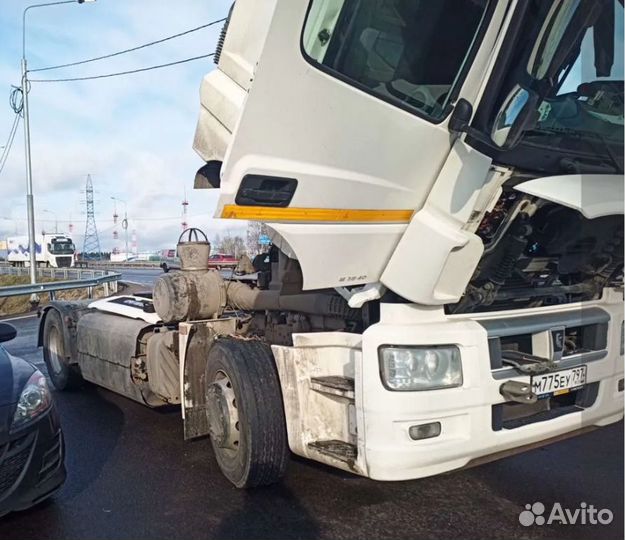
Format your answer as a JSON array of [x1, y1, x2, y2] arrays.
[[205, 338, 289, 488], [42, 309, 83, 390]]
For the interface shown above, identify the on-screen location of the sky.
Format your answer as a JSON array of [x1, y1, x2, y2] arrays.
[[0, 0, 242, 253]]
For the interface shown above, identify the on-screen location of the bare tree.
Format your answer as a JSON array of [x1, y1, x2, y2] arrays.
[[246, 221, 270, 257], [216, 230, 247, 258], [213, 233, 222, 253]]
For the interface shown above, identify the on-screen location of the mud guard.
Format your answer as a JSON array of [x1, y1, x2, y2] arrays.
[[38, 301, 90, 365], [179, 318, 239, 440]]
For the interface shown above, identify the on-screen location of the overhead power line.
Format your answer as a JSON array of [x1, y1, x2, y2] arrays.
[[29, 18, 226, 73], [29, 53, 215, 82], [2, 213, 209, 222], [0, 113, 21, 177], [9, 85, 25, 114]]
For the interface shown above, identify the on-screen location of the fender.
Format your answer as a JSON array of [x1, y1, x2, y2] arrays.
[[38, 301, 90, 365]]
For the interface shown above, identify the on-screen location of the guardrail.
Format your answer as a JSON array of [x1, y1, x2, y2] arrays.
[[74, 260, 238, 269], [0, 259, 238, 270], [74, 260, 162, 269], [0, 265, 111, 280], [0, 266, 121, 301]]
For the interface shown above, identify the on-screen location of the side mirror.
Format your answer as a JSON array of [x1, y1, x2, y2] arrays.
[[448, 98, 474, 136], [490, 85, 539, 149], [448, 99, 502, 148], [0, 323, 17, 343]]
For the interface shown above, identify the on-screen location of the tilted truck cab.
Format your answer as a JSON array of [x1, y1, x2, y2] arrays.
[[41, 0, 624, 488]]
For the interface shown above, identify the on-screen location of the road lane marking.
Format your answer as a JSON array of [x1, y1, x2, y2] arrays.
[[1, 313, 38, 322]]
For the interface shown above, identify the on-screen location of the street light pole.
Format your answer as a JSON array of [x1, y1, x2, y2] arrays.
[[21, 0, 96, 290], [21, 53, 37, 283], [43, 209, 58, 233]]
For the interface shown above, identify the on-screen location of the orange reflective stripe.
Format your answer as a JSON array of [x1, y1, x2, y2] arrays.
[[221, 205, 413, 223]]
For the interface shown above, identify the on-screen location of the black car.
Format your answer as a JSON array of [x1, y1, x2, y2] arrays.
[[0, 322, 65, 517]]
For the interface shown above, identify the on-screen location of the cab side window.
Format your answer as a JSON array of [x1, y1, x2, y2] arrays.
[[302, 0, 489, 120]]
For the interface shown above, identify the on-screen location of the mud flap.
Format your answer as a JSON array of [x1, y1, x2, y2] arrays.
[[179, 319, 238, 440]]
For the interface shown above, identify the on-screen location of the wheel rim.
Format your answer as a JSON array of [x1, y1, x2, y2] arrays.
[[206, 370, 240, 456], [47, 325, 64, 375]]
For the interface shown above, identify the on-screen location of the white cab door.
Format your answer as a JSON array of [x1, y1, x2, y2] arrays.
[[215, 0, 509, 290]]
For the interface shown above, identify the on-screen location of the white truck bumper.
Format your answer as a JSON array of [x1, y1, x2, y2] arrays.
[[360, 290, 624, 481]]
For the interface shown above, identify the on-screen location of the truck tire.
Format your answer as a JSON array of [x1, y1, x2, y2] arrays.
[[205, 338, 289, 488], [42, 309, 83, 390]]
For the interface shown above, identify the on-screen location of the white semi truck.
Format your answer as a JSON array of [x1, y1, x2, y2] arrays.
[[7, 234, 75, 268], [39, 0, 623, 488]]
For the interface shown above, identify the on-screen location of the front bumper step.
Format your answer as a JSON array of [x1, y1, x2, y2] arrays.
[[308, 440, 357, 464], [310, 376, 355, 399]]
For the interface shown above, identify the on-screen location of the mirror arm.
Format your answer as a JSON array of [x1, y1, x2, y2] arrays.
[[460, 125, 497, 147], [448, 99, 500, 149]]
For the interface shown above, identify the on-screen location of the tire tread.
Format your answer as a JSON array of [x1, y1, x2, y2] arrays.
[[42, 309, 82, 390], [207, 338, 288, 488]]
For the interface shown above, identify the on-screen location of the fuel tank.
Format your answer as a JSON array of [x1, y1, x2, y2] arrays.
[[75, 311, 164, 406]]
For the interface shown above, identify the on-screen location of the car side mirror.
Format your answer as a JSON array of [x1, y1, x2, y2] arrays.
[[0, 323, 17, 343], [490, 85, 540, 149]]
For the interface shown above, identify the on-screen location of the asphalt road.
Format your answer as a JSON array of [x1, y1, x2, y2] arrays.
[[115, 267, 246, 288], [0, 315, 622, 540], [115, 267, 164, 287]]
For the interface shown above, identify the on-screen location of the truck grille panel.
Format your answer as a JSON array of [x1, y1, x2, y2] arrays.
[[482, 307, 609, 371], [478, 307, 609, 431], [492, 382, 600, 431]]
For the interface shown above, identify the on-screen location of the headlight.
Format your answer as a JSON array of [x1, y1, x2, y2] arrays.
[[379, 345, 462, 391], [12, 371, 52, 431]]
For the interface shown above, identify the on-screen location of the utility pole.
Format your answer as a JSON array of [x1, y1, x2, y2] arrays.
[[21, 53, 37, 284], [111, 196, 129, 260], [21, 0, 97, 289]]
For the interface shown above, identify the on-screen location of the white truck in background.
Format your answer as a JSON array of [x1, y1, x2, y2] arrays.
[[7, 234, 75, 268], [39, 0, 623, 488]]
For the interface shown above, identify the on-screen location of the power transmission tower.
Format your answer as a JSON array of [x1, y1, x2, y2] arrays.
[[82, 174, 101, 259]]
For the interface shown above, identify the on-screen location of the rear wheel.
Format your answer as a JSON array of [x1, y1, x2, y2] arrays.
[[42, 309, 83, 390], [205, 338, 289, 488]]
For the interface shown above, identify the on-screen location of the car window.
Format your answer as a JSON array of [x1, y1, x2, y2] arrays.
[[302, 0, 490, 120]]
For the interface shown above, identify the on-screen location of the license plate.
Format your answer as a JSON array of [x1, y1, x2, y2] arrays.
[[531, 366, 587, 398]]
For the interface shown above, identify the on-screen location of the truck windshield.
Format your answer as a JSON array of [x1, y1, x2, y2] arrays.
[[49, 241, 75, 255], [481, 0, 624, 174]]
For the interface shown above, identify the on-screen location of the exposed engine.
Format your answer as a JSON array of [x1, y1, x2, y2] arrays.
[[450, 184, 624, 314], [152, 230, 363, 347], [152, 192, 624, 335]]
